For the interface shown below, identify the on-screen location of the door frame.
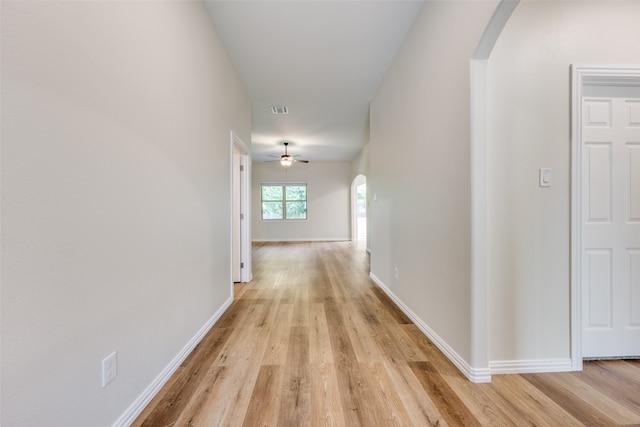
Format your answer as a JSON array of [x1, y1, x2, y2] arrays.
[[570, 64, 640, 370], [230, 131, 252, 288]]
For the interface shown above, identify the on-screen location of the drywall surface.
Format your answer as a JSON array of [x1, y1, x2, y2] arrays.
[[351, 142, 370, 182], [370, 1, 498, 366], [252, 161, 351, 242], [1, 2, 250, 425], [487, 0, 640, 363]]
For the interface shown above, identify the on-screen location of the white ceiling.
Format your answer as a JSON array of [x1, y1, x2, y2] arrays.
[[204, 0, 424, 163]]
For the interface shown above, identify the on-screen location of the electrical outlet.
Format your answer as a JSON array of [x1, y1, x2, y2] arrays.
[[394, 267, 399, 279], [101, 352, 118, 388]]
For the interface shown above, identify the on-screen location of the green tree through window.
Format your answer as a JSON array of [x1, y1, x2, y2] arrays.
[[261, 184, 307, 220]]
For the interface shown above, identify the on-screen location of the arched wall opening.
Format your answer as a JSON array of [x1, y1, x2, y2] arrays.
[[351, 174, 368, 250], [469, 0, 520, 379]]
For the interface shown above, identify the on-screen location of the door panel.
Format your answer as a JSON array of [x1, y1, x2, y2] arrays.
[[582, 96, 640, 358], [585, 142, 612, 222], [585, 249, 612, 328], [629, 143, 640, 221], [629, 249, 640, 326]]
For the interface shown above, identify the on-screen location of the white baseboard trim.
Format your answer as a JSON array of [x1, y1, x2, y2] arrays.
[[252, 238, 351, 243], [369, 273, 491, 383], [489, 358, 573, 375], [112, 296, 234, 427]]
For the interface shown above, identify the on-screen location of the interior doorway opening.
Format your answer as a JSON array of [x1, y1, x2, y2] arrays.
[[571, 65, 640, 368], [231, 131, 251, 290], [352, 175, 367, 250]]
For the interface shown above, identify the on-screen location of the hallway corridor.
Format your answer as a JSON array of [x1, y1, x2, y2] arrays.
[[134, 242, 640, 426]]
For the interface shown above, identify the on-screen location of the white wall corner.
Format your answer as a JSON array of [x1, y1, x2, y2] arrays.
[[470, 58, 490, 380], [111, 296, 233, 427], [468, 0, 521, 381], [369, 273, 491, 383]]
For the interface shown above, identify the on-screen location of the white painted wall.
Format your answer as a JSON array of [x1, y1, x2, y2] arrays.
[[487, 0, 640, 365], [252, 162, 351, 241], [370, 1, 499, 368], [351, 142, 370, 180], [1, 2, 251, 425]]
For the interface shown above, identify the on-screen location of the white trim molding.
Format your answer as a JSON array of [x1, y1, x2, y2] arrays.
[[252, 238, 351, 243], [112, 296, 233, 427], [490, 358, 573, 375], [369, 273, 491, 383]]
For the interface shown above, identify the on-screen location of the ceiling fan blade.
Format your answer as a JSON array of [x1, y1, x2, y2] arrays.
[[294, 159, 309, 163]]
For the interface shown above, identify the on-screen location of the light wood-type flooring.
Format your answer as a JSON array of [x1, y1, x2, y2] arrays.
[[134, 241, 640, 426]]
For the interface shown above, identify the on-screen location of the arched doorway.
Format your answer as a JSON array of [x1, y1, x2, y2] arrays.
[[351, 175, 367, 250]]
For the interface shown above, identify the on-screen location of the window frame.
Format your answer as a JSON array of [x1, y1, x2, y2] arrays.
[[260, 183, 308, 221]]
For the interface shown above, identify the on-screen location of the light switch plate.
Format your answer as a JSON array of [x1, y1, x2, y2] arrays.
[[539, 168, 552, 187]]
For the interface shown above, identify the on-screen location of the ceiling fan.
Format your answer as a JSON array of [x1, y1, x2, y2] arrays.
[[269, 142, 309, 167]]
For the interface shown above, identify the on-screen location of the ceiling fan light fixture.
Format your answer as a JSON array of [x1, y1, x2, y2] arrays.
[[280, 155, 293, 167]]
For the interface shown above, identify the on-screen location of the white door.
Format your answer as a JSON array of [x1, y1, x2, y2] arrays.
[[582, 96, 640, 358]]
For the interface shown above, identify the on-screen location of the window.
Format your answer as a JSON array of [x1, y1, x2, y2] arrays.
[[261, 184, 307, 220]]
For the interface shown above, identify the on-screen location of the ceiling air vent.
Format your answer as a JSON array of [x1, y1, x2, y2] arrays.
[[271, 105, 288, 115]]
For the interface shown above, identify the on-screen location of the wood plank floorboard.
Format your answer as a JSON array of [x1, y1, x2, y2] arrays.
[[133, 241, 640, 426]]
